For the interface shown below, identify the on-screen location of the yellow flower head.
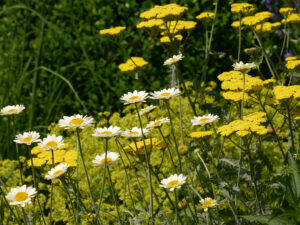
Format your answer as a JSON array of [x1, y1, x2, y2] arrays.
[[190, 131, 213, 139], [196, 12, 215, 21], [285, 13, 300, 23], [99, 26, 126, 37], [139, 4, 188, 20], [160, 35, 183, 43], [231, 3, 254, 14], [280, 8, 296, 17], [118, 57, 148, 72], [136, 19, 164, 29]]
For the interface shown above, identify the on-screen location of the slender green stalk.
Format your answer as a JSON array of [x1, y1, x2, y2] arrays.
[[49, 149, 55, 225], [98, 139, 108, 218], [286, 102, 296, 153], [75, 129, 79, 225], [75, 129, 102, 225], [158, 127, 176, 172], [11, 116, 23, 184], [280, 18, 287, 57], [21, 207, 29, 225], [238, 14, 242, 61], [241, 72, 246, 119], [28, 147, 47, 225], [107, 167, 122, 225], [174, 189, 179, 225]]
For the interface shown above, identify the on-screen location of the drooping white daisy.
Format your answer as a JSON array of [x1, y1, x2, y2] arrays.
[[45, 163, 69, 180], [14, 131, 40, 145], [164, 54, 184, 66], [200, 197, 217, 211], [0, 105, 25, 116], [92, 152, 119, 167], [146, 118, 170, 129], [138, 105, 156, 116], [38, 134, 64, 151], [232, 61, 256, 73], [160, 174, 187, 191], [58, 114, 94, 129], [92, 126, 121, 138], [191, 114, 219, 126], [150, 88, 181, 100], [120, 90, 148, 105], [6, 185, 37, 207], [122, 127, 148, 138]]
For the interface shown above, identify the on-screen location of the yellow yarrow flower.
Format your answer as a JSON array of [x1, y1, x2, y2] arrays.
[[139, 4, 188, 20], [231, 21, 241, 28], [190, 131, 213, 139], [231, 3, 254, 14], [99, 26, 126, 36], [254, 22, 281, 33], [280, 8, 296, 17], [273, 85, 300, 101], [196, 12, 215, 21], [160, 35, 183, 43], [136, 19, 164, 29], [285, 58, 300, 70], [285, 13, 300, 23], [222, 91, 249, 102], [118, 57, 148, 72]]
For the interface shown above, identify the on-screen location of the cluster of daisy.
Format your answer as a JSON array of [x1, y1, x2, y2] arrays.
[[118, 57, 148, 72], [218, 112, 268, 137]]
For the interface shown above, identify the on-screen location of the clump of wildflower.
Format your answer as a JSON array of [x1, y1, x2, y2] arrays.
[[14, 131, 40, 145], [160, 174, 187, 191], [118, 57, 148, 72], [231, 3, 254, 14], [196, 12, 215, 21], [99, 26, 126, 36], [92, 152, 119, 167], [222, 91, 250, 102], [92, 126, 121, 138], [273, 85, 300, 101], [0, 105, 25, 116], [136, 19, 164, 29], [191, 114, 219, 126], [285, 56, 300, 70], [160, 35, 183, 43], [120, 90, 148, 105], [45, 163, 69, 180], [200, 197, 217, 211], [164, 54, 184, 66], [190, 131, 213, 139], [6, 185, 37, 207], [150, 88, 181, 100], [139, 4, 188, 20], [38, 134, 64, 151], [233, 61, 256, 73], [58, 115, 94, 129], [242, 11, 271, 27], [254, 22, 281, 33], [122, 127, 148, 138], [280, 8, 296, 17], [285, 13, 300, 24]]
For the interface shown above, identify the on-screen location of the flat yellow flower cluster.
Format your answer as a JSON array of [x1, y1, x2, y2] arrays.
[[254, 22, 281, 33], [136, 19, 164, 29], [218, 112, 267, 137], [99, 26, 126, 37], [139, 4, 188, 19], [242, 11, 271, 27], [196, 12, 215, 21], [284, 13, 300, 23], [222, 91, 249, 102], [118, 57, 148, 72], [231, 3, 255, 14], [28, 145, 77, 167], [124, 138, 158, 155], [285, 56, 300, 70], [160, 35, 183, 43], [273, 85, 300, 101], [189, 131, 213, 139], [279, 8, 295, 16]]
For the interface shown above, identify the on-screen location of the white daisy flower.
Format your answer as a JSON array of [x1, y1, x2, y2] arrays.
[[138, 105, 156, 116], [150, 88, 181, 100], [200, 197, 217, 211], [14, 131, 40, 145], [160, 174, 187, 191], [92, 152, 119, 167], [92, 126, 121, 138], [120, 90, 148, 105], [164, 54, 184, 66], [58, 114, 94, 129], [38, 134, 64, 150], [191, 114, 219, 126], [45, 163, 69, 180], [0, 105, 25, 116], [233, 61, 256, 73], [122, 127, 148, 138], [146, 117, 170, 129], [6, 185, 37, 207]]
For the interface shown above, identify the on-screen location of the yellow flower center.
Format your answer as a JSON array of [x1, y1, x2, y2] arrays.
[[129, 131, 138, 135], [168, 180, 179, 187], [69, 118, 84, 125], [46, 141, 58, 148], [199, 118, 210, 123], [203, 199, 213, 208], [22, 137, 32, 143], [14, 192, 28, 202], [153, 121, 162, 127], [53, 170, 63, 176], [101, 131, 113, 135], [100, 157, 112, 164], [129, 96, 139, 101], [8, 109, 17, 113], [160, 92, 171, 97]]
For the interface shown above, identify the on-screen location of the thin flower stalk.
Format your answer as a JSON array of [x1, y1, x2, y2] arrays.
[[98, 138, 108, 218], [158, 127, 176, 172]]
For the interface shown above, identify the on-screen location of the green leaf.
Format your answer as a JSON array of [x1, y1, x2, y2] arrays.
[[242, 215, 297, 225]]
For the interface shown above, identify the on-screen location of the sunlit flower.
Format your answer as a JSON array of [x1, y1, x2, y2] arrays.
[[160, 174, 186, 191], [120, 90, 148, 105], [146, 118, 170, 129], [150, 88, 181, 100], [45, 164, 69, 180], [92, 126, 121, 138], [0, 105, 25, 116], [139, 105, 156, 116], [92, 152, 119, 167], [190, 131, 213, 139], [191, 114, 219, 126], [233, 61, 256, 73], [58, 114, 95, 129], [200, 197, 217, 211], [164, 54, 184, 66], [14, 131, 40, 145], [122, 127, 148, 138], [6, 185, 37, 207], [38, 134, 64, 151]]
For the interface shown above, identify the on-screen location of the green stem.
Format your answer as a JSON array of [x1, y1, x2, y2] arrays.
[[238, 14, 242, 61], [174, 189, 179, 225], [50, 149, 54, 225], [286, 103, 296, 153], [98, 139, 108, 218]]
